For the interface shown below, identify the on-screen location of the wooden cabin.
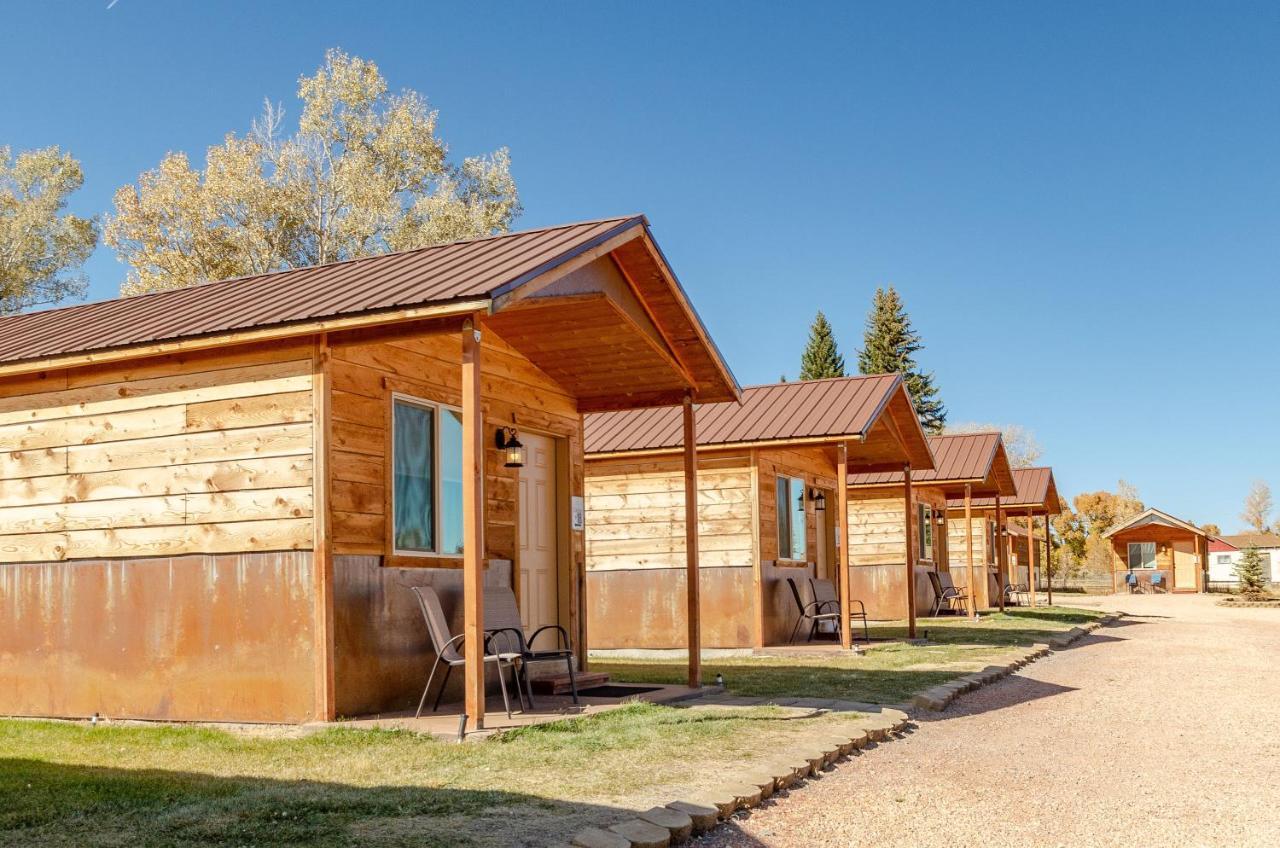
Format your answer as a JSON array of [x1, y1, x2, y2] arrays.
[[946, 466, 1061, 607], [1104, 508, 1208, 593], [0, 216, 740, 728], [583, 376, 935, 649], [846, 432, 1015, 617]]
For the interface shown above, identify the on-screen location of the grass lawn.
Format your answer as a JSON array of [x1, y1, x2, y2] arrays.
[[596, 607, 1104, 704], [0, 702, 872, 848]]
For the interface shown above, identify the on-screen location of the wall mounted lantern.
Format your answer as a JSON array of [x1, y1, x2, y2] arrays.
[[496, 426, 525, 468], [809, 489, 827, 511]]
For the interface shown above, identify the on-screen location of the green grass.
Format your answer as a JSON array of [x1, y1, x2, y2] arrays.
[[0, 703, 871, 848], [597, 606, 1103, 704]]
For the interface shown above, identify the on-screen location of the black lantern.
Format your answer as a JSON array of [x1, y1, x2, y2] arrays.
[[811, 489, 827, 511], [496, 426, 525, 468]]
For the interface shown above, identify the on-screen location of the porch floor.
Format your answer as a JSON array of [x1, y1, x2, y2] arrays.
[[332, 682, 707, 740]]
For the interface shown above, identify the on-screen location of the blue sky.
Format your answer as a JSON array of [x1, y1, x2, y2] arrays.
[[3, 1, 1278, 530]]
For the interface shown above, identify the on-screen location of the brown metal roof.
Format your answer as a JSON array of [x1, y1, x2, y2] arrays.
[[0, 216, 641, 366], [847, 432, 1002, 487], [584, 374, 904, 454], [949, 466, 1061, 513]]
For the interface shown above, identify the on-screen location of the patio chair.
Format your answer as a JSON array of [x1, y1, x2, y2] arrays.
[[1002, 582, 1027, 606], [483, 587, 579, 708], [928, 571, 968, 616], [1125, 572, 1139, 593], [810, 577, 870, 642], [787, 577, 841, 643], [1150, 572, 1165, 593], [410, 586, 522, 720]]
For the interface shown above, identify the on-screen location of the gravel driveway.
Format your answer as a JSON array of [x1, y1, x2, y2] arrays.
[[698, 594, 1280, 847]]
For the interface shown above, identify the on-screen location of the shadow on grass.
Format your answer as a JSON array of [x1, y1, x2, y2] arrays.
[[868, 608, 1123, 649], [0, 756, 639, 848]]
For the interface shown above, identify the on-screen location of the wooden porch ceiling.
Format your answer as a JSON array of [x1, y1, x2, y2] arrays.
[[484, 292, 695, 413]]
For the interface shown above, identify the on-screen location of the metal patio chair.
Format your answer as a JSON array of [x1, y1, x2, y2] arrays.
[[483, 587, 579, 709], [1150, 572, 1165, 593], [1125, 572, 1139, 593], [787, 576, 841, 643], [810, 577, 870, 642], [410, 586, 522, 719], [928, 570, 968, 616]]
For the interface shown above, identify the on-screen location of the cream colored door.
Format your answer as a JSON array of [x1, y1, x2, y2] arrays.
[[1173, 540, 1197, 590], [814, 495, 829, 581], [518, 432, 558, 632]]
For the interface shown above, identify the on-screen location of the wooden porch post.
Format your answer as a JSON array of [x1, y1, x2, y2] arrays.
[[682, 392, 701, 688], [461, 320, 487, 731], [995, 495, 1006, 612], [1027, 507, 1037, 608], [837, 442, 852, 649], [964, 483, 976, 618], [1046, 519, 1054, 606], [903, 463, 916, 638]]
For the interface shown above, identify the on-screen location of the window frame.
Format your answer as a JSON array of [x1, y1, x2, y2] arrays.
[[1127, 541, 1157, 570], [918, 503, 934, 561], [776, 476, 807, 562], [390, 392, 465, 560]]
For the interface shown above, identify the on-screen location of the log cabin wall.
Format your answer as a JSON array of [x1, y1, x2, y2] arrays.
[[324, 319, 587, 715], [584, 453, 756, 648], [845, 485, 943, 619], [0, 342, 319, 722]]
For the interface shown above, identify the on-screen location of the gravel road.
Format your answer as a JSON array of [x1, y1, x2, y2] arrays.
[[698, 594, 1280, 847]]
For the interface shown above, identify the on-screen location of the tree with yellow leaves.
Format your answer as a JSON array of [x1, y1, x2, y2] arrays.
[[1, 146, 98, 314], [107, 49, 521, 295]]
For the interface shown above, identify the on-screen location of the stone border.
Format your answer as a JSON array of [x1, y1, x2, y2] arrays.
[[556, 706, 911, 848], [1216, 598, 1280, 608], [910, 613, 1121, 712]]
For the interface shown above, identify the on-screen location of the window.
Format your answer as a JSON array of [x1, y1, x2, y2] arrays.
[[1217, 554, 1233, 566], [392, 395, 464, 556], [918, 503, 933, 560], [1127, 542, 1157, 570], [776, 477, 806, 561]]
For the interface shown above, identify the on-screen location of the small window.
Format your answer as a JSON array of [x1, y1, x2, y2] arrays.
[[392, 394, 464, 556], [1217, 554, 1233, 566], [918, 503, 933, 560], [1127, 542, 1157, 570], [776, 477, 806, 561]]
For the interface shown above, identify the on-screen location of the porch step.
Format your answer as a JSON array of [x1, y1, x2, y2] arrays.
[[532, 671, 609, 696]]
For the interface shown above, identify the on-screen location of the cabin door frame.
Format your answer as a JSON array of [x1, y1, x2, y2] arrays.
[[1172, 539, 1198, 592], [814, 487, 835, 582], [515, 429, 573, 636]]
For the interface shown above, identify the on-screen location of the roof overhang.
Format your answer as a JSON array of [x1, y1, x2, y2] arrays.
[[1103, 508, 1207, 539]]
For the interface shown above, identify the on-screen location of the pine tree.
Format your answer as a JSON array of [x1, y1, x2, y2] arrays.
[[798, 310, 846, 380], [1234, 546, 1267, 595], [857, 286, 947, 432]]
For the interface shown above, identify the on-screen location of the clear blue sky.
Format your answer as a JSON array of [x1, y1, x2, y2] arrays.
[[4, 1, 1278, 530]]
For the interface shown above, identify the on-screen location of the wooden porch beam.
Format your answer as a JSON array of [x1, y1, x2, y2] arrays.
[[1046, 518, 1055, 606], [837, 442, 852, 649], [995, 495, 1006, 612], [1027, 506, 1037, 608], [965, 483, 976, 618], [904, 463, 917, 639], [682, 392, 701, 689], [462, 319, 487, 731]]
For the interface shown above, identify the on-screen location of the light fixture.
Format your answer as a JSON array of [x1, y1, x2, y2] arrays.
[[810, 488, 827, 511], [935, 515, 946, 526], [496, 425, 525, 468]]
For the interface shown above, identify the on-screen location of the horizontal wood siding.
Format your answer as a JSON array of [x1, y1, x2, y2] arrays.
[[584, 456, 754, 571], [325, 320, 583, 569], [756, 446, 837, 566], [846, 485, 946, 567], [0, 345, 314, 563]]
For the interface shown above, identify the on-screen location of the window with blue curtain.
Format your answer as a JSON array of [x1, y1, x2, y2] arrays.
[[776, 476, 807, 561], [393, 399, 435, 553]]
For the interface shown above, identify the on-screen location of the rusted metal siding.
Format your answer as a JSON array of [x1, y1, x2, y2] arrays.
[[0, 552, 316, 722], [847, 564, 936, 620], [331, 556, 513, 716], [587, 566, 755, 649], [584, 375, 903, 454]]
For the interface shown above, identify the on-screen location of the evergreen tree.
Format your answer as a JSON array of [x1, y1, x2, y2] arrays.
[[798, 310, 846, 380], [1234, 545, 1267, 594], [857, 286, 947, 432]]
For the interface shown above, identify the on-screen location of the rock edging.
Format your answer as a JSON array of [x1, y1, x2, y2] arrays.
[[910, 613, 1121, 712], [558, 707, 911, 847]]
